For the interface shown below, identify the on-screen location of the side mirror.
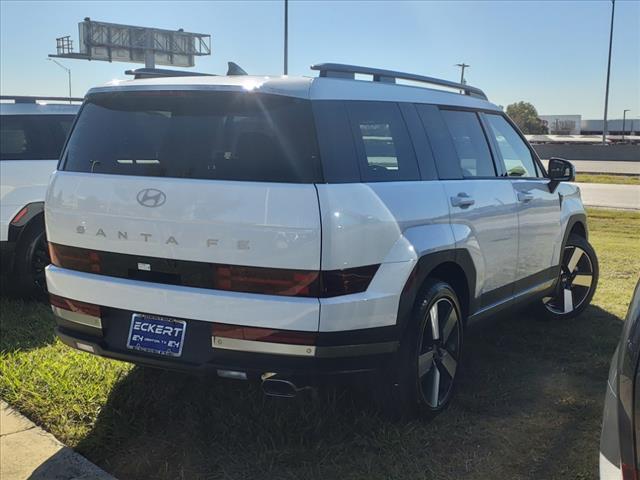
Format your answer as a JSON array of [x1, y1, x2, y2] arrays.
[[547, 157, 575, 192], [548, 158, 575, 182]]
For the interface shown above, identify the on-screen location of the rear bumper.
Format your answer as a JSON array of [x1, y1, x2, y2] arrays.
[[46, 265, 320, 332], [53, 305, 399, 383]]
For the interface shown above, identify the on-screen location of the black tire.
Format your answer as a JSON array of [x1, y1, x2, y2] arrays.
[[14, 220, 50, 299], [382, 279, 464, 418], [539, 234, 598, 320]]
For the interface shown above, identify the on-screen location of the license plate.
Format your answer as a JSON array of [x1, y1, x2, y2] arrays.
[[126, 314, 186, 357]]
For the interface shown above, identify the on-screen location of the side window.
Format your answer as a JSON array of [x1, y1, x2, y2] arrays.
[[485, 114, 539, 177], [0, 115, 74, 161], [346, 102, 420, 182], [440, 110, 496, 178]]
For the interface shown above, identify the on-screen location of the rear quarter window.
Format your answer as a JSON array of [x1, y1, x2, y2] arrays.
[[62, 92, 322, 183], [346, 101, 420, 182]]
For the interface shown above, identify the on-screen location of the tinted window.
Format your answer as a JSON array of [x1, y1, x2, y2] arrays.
[[312, 101, 360, 183], [415, 104, 461, 180], [0, 115, 74, 161], [485, 114, 539, 177], [346, 102, 420, 182], [398, 103, 438, 180], [62, 92, 322, 183], [441, 110, 495, 178]]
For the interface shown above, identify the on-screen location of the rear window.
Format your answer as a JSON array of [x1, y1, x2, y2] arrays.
[[62, 91, 322, 183], [0, 114, 74, 161]]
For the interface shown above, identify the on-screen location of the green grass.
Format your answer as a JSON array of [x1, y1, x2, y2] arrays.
[[575, 173, 640, 185], [1, 209, 639, 479]]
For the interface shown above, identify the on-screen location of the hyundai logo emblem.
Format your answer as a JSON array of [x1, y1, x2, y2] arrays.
[[137, 188, 166, 208]]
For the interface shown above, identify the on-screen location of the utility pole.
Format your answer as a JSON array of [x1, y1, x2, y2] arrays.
[[284, 0, 289, 75], [602, 0, 616, 145], [622, 109, 630, 141], [455, 63, 470, 94], [48, 58, 72, 103]]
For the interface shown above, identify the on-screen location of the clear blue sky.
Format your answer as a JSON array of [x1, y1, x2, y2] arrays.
[[1, 0, 638, 119]]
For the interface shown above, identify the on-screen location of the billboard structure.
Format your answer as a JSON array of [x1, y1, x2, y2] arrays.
[[50, 18, 211, 68]]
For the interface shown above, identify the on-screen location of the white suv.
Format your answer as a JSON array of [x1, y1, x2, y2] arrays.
[[0, 96, 79, 294], [44, 64, 598, 414]]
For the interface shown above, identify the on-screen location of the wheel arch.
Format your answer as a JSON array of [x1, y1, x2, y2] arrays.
[[562, 213, 588, 249], [396, 249, 476, 339]]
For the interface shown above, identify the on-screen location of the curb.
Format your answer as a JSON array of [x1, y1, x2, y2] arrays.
[[0, 401, 115, 480]]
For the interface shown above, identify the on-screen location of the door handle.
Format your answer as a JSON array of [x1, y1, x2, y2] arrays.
[[517, 192, 534, 203], [450, 193, 475, 208]]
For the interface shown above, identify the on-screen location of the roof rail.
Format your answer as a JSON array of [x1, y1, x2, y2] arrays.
[[310, 63, 488, 100], [124, 68, 216, 80], [0, 95, 84, 104]]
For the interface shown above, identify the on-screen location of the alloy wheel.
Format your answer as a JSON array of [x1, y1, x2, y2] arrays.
[[31, 234, 50, 294], [418, 297, 461, 408], [543, 245, 594, 315]]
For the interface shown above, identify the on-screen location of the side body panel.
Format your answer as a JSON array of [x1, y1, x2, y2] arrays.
[[316, 181, 454, 332], [443, 179, 519, 308], [511, 179, 562, 283], [0, 160, 57, 241]]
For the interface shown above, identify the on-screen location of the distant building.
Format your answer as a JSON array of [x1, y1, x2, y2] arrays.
[[581, 119, 637, 135], [539, 114, 637, 136], [539, 115, 582, 135]]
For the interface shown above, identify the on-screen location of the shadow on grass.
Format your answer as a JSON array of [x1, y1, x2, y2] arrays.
[[0, 293, 56, 352], [74, 304, 622, 480]]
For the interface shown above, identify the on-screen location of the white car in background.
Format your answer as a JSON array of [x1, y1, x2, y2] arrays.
[[0, 96, 80, 295]]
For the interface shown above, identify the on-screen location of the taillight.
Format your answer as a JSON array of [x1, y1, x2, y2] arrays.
[[622, 464, 639, 480], [50, 294, 101, 317], [47, 243, 379, 298], [212, 265, 320, 297], [212, 323, 316, 345], [321, 264, 380, 297], [49, 243, 101, 273]]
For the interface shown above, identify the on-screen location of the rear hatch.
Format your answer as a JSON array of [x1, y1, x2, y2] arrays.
[[46, 89, 323, 306]]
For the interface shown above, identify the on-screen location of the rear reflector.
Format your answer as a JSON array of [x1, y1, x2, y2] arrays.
[[217, 369, 248, 380], [50, 293, 101, 318], [212, 322, 317, 345], [10, 207, 29, 225], [76, 342, 95, 353]]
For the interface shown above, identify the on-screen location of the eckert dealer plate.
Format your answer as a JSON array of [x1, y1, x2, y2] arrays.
[[127, 313, 187, 357]]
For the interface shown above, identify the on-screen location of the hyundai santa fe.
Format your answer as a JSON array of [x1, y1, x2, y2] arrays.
[[44, 63, 599, 414]]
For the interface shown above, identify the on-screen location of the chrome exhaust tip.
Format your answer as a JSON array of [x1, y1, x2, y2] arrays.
[[262, 378, 299, 398]]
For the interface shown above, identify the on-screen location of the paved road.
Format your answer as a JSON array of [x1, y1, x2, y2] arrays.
[[541, 160, 640, 175], [574, 182, 640, 210]]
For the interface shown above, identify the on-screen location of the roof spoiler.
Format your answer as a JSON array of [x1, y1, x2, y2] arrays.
[[125, 62, 248, 80], [310, 63, 488, 100], [124, 68, 216, 80]]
